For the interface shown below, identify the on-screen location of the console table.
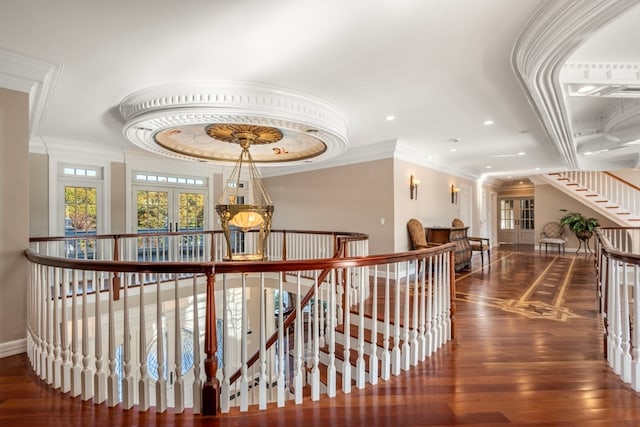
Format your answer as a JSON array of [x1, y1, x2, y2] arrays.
[[425, 226, 471, 271]]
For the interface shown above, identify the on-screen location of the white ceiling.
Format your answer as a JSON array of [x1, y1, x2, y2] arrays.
[[1, 0, 638, 180]]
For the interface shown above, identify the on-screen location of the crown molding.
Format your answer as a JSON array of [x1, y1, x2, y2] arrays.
[[511, 0, 637, 170], [41, 137, 126, 163], [562, 62, 640, 85], [0, 48, 61, 137]]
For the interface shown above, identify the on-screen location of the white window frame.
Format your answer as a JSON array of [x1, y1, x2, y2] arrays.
[[50, 155, 110, 237]]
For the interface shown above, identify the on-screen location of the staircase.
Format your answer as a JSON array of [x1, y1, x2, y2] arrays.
[[542, 171, 640, 226]]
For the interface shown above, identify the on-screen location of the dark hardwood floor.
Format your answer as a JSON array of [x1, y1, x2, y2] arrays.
[[3, 246, 640, 426]]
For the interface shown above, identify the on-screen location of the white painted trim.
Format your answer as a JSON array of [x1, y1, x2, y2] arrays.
[[124, 150, 217, 234], [48, 152, 111, 236], [0, 338, 27, 358], [511, 0, 637, 170], [0, 48, 62, 137]]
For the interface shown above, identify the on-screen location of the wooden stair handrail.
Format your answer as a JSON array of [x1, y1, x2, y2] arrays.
[[604, 171, 640, 193], [227, 237, 348, 385]]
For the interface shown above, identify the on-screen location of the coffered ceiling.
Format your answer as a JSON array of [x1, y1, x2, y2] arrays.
[[0, 0, 638, 180]]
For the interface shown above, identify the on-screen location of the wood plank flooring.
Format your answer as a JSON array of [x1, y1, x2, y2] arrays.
[[3, 246, 640, 426]]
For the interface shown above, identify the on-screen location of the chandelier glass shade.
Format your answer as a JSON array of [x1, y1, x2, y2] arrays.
[[213, 124, 276, 260]]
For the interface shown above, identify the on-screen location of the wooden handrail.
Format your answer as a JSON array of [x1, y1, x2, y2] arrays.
[[227, 237, 348, 385], [604, 171, 640, 193], [595, 227, 640, 264]]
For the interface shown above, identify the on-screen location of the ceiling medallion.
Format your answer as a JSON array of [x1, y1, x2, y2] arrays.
[[205, 124, 283, 145], [119, 82, 349, 166]]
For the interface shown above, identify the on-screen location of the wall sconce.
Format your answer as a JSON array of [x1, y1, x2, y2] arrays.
[[451, 184, 460, 204], [410, 175, 420, 200]]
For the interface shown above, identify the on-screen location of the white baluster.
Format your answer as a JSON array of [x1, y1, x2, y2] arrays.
[[45, 267, 54, 385], [239, 274, 249, 411], [70, 270, 82, 397], [319, 287, 326, 348], [138, 273, 150, 412], [155, 276, 167, 413], [294, 272, 304, 403], [401, 261, 411, 371], [35, 264, 44, 377], [94, 272, 107, 404], [258, 274, 268, 409], [220, 275, 230, 413], [620, 264, 632, 382], [51, 268, 62, 389], [444, 253, 452, 341], [61, 269, 72, 393], [342, 269, 352, 393], [380, 264, 391, 381], [310, 271, 320, 400], [369, 267, 379, 385], [326, 269, 337, 397], [426, 257, 434, 357], [173, 275, 185, 413], [191, 276, 202, 414], [392, 262, 401, 376], [410, 259, 420, 366], [107, 273, 118, 407], [81, 271, 93, 401], [632, 265, 640, 391], [122, 273, 135, 409], [418, 258, 427, 361], [276, 273, 286, 406], [355, 266, 366, 388]]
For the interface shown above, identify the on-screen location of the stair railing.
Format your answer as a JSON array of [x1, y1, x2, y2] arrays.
[[594, 227, 640, 391], [554, 171, 640, 217], [24, 229, 455, 416]]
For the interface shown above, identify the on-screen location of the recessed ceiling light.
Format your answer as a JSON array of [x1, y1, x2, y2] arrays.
[[518, 152, 526, 156], [584, 151, 594, 156], [483, 120, 494, 126], [450, 148, 457, 152], [385, 115, 395, 121], [577, 85, 595, 93], [485, 165, 492, 169], [535, 167, 541, 171]]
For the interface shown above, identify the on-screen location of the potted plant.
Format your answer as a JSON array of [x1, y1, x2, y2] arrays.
[[559, 210, 600, 241]]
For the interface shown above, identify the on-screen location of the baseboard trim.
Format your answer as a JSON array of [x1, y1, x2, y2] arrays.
[[0, 338, 27, 358]]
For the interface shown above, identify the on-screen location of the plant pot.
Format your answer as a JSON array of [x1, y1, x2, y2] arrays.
[[575, 230, 593, 241]]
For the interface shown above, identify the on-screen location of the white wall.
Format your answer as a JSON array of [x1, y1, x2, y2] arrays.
[[0, 88, 29, 353]]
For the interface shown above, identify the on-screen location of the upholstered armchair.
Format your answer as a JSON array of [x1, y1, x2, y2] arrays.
[[407, 218, 429, 250], [452, 218, 490, 266], [539, 222, 565, 254]]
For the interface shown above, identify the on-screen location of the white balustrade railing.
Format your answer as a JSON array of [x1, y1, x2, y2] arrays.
[[595, 227, 640, 391], [25, 230, 455, 416], [555, 171, 640, 218]]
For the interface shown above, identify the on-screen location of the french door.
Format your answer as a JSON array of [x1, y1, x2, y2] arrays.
[[135, 187, 206, 233], [498, 198, 535, 245], [134, 187, 207, 261]]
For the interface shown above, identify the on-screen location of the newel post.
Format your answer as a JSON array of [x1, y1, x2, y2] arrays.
[[202, 268, 220, 415], [112, 236, 120, 301]]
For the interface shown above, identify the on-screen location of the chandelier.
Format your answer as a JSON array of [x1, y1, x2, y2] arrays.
[[212, 124, 278, 261]]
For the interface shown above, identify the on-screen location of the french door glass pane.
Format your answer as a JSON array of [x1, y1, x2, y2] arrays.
[[520, 199, 535, 230], [500, 199, 514, 230], [178, 192, 205, 231], [64, 186, 97, 258], [137, 190, 169, 232]]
